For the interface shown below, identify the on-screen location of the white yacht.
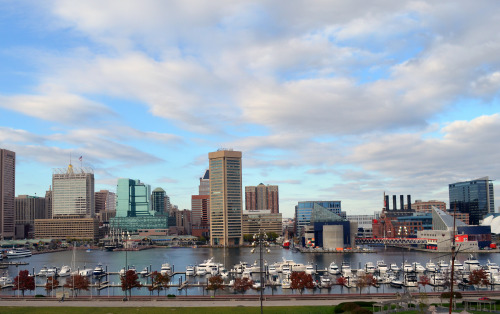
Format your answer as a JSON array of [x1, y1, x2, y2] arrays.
[[220, 268, 229, 279], [185, 265, 195, 276], [119, 267, 126, 276], [138, 267, 149, 277], [429, 273, 446, 287], [268, 265, 277, 275], [281, 278, 291, 289], [485, 260, 499, 274], [161, 263, 173, 276], [58, 266, 71, 277], [305, 264, 316, 275], [282, 265, 291, 276], [453, 260, 465, 272], [37, 266, 48, 277], [403, 274, 418, 287], [437, 260, 450, 272], [0, 273, 13, 286], [341, 261, 352, 276], [376, 260, 388, 273], [402, 261, 413, 273], [464, 255, 481, 272], [79, 268, 93, 277], [319, 276, 332, 288], [412, 262, 426, 273], [390, 263, 400, 272], [232, 261, 248, 274], [328, 262, 340, 275], [93, 263, 105, 276], [46, 266, 58, 277], [425, 260, 437, 272], [364, 262, 376, 274], [6, 248, 32, 258]]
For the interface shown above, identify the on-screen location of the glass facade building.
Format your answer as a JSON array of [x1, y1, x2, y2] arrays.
[[52, 164, 95, 218], [209, 149, 242, 246], [151, 187, 166, 214], [116, 178, 151, 217], [0, 149, 15, 239], [449, 177, 495, 225], [295, 201, 341, 235]]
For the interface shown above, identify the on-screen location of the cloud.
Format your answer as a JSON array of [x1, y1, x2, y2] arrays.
[[157, 177, 179, 184]]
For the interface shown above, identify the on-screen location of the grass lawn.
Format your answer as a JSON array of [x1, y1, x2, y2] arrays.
[[0, 306, 336, 314]]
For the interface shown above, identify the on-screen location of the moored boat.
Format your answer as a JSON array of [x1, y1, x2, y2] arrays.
[[6, 248, 32, 258]]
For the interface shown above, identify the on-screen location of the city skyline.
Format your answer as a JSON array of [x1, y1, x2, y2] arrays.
[[1, 2, 500, 218]]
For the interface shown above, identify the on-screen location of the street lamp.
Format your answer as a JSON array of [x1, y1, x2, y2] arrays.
[[253, 230, 269, 314]]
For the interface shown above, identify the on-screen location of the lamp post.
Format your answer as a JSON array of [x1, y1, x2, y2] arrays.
[[253, 230, 268, 314]]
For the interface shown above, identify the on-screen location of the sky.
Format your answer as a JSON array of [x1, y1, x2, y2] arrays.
[[1, 1, 500, 218]]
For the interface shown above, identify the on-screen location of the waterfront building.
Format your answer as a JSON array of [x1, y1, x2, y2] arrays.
[[449, 177, 495, 225], [151, 187, 166, 214], [347, 214, 379, 238], [192, 169, 210, 238], [35, 215, 99, 242], [0, 148, 15, 240], [111, 178, 169, 232], [302, 204, 357, 249], [209, 149, 243, 246], [52, 164, 95, 217], [245, 183, 279, 213], [95, 190, 116, 222], [242, 210, 282, 235], [294, 201, 342, 236], [407, 200, 446, 213], [15, 195, 46, 239]]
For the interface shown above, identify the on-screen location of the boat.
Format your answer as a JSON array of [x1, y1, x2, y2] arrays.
[[79, 268, 93, 277], [186, 265, 195, 276], [453, 260, 465, 272], [46, 266, 58, 277], [485, 260, 499, 274], [376, 260, 388, 273], [364, 262, 376, 274], [403, 274, 418, 287], [6, 248, 32, 258], [437, 260, 450, 272], [119, 267, 126, 276], [119, 265, 136, 276], [268, 265, 277, 275], [425, 260, 437, 272], [0, 273, 13, 286], [281, 278, 291, 289], [464, 255, 481, 272], [319, 276, 332, 288], [305, 264, 316, 275], [390, 263, 400, 272], [328, 262, 340, 275], [220, 268, 229, 279], [37, 266, 48, 277], [93, 263, 105, 276], [138, 267, 149, 277], [430, 273, 446, 286], [402, 261, 412, 273], [58, 266, 71, 277], [412, 262, 426, 273], [390, 278, 404, 288], [196, 258, 221, 276], [282, 240, 290, 249], [341, 261, 352, 276], [231, 261, 248, 274], [160, 263, 173, 276]]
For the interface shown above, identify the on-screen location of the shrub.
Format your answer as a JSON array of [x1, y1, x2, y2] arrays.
[[352, 308, 373, 314], [167, 294, 176, 298], [441, 292, 462, 299], [341, 302, 361, 312], [34, 294, 46, 298]]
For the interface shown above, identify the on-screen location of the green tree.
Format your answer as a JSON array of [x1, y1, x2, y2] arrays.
[[13, 270, 35, 296], [148, 271, 170, 296], [266, 232, 279, 242], [121, 269, 142, 298]]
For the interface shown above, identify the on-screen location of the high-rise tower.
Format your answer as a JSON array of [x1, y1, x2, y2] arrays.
[[209, 149, 242, 246], [0, 148, 15, 239], [245, 183, 279, 213], [52, 164, 95, 217], [449, 177, 495, 225]]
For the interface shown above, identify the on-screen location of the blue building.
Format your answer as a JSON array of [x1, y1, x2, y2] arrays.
[[449, 177, 495, 225], [295, 201, 342, 236]]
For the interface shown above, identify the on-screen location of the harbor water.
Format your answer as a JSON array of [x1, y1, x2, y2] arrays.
[[2, 246, 500, 297]]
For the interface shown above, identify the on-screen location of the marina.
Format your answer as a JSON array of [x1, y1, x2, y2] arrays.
[[1, 246, 500, 296]]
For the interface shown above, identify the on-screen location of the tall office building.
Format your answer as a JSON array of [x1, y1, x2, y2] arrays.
[[95, 190, 116, 222], [116, 178, 151, 217], [52, 164, 95, 217], [449, 177, 495, 225], [245, 183, 279, 213], [15, 195, 46, 238], [199, 169, 209, 195], [151, 187, 166, 214], [192, 169, 210, 238], [209, 149, 242, 246], [0, 148, 15, 239], [294, 201, 342, 236], [45, 188, 53, 219]]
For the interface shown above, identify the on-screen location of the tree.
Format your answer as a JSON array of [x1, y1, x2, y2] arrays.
[[266, 232, 279, 242], [468, 269, 490, 287], [336, 276, 348, 293], [45, 276, 59, 296], [243, 234, 254, 242], [356, 273, 377, 295], [13, 270, 35, 296], [207, 275, 224, 296], [148, 271, 170, 296], [121, 269, 142, 298], [233, 277, 253, 294], [418, 275, 431, 292], [290, 271, 314, 295], [64, 274, 90, 297]]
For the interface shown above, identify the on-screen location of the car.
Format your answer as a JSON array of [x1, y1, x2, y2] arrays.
[[479, 297, 490, 301]]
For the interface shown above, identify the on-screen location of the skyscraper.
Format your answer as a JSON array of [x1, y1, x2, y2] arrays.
[[245, 183, 279, 213], [52, 164, 95, 217], [192, 169, 210, 238], [151, 187, 166, 214], [15, 195, 46, 238], [199, 169, 209, 195], [116, 178, 151, 217], [0, 148, 15, 239], [95, 190, 116, 222], [209, 149, 242, 246], [449, 177, 495, 225]]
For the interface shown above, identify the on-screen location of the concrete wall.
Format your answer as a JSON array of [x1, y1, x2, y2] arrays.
[[323, 225, 344, 249]]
